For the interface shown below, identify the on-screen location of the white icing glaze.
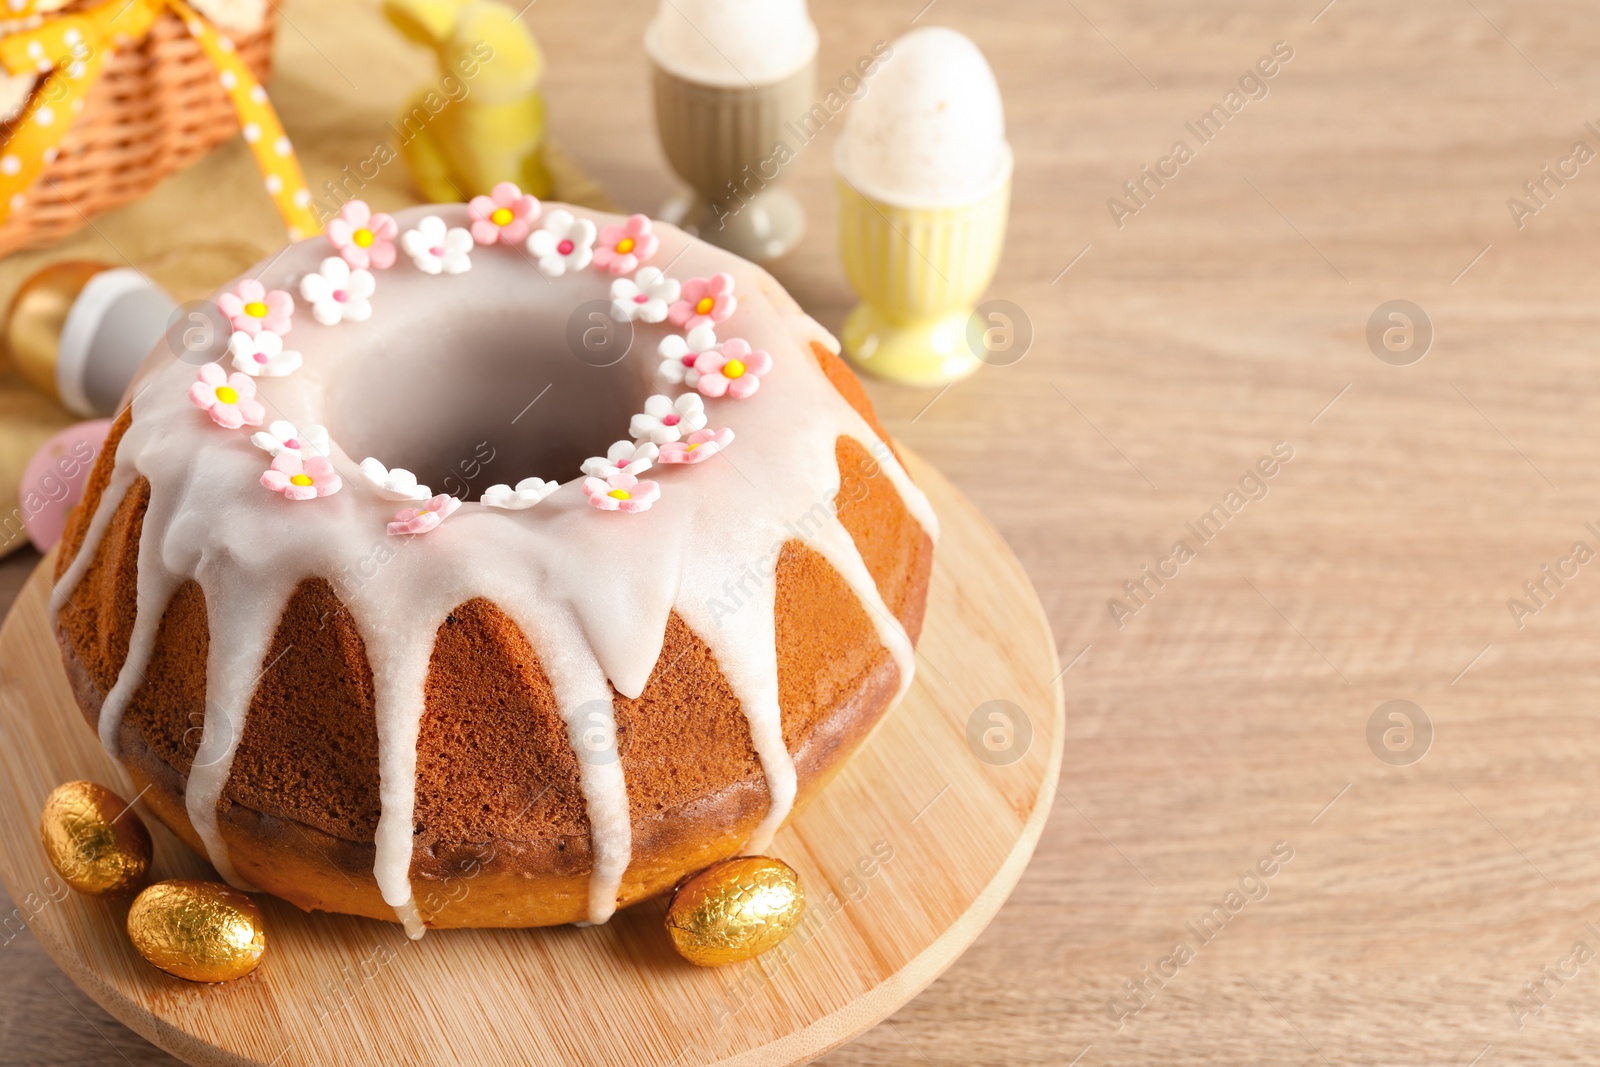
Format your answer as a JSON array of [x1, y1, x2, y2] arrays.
[[55, 204, 937, 932]]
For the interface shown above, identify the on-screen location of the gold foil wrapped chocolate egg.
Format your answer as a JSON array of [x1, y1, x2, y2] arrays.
[[127, 880, 266, 983], [4, 260, 111, 403], [39, 780, 152, 896], [665, 856, 805, 967]]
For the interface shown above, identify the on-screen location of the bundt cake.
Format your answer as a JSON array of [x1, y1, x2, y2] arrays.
[[51, 197, 936, 933]]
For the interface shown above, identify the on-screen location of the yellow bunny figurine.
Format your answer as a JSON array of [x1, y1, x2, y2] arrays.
[[382, 0, 551, 201]]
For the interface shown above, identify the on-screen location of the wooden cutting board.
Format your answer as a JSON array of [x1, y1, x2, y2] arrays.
[[0, 451, 1062, 1067]]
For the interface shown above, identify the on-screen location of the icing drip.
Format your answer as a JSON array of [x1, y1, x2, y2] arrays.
[[392, 898, 426, 940], [52, 204, 938, 931], [93, 523, 179, 756], [800, 515, 918, 702], [47, 456, 157, 756], [359, 603, 435, 939], [562, 698, 634, 924], [49, 459, 136, 634], [530, 621, 633, 925], [676, 558, 794, 855], [457, 592, 639, 926], [185, 586, 284, 890]]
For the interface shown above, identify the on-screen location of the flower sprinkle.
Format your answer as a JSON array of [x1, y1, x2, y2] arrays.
[[657, 324, 719, 387], [468, 182, 540, 245], [581, 440, 659, 479], [693, 337, 771, 399], [668, 273, 736, 330], [359, 458, 432, 502], [261, 453, 342, 501], [593, 214, 659, 275], [217, 279, 293, 336], [481, 478, 560, 510], [228, 330, 302, 377], [611, 267, 680, 324], [527, 209, 597, 277], [299, 257, 375, 325], [327, 200, 398, 270], [402, 216, 475, 274], [630, 393, 708, 445], [657, 427, 734, 465], [388, 494, 462, 536], [251, 420, 330, 458], [583, 472, 660, 513], [189, 363, 265, 428]]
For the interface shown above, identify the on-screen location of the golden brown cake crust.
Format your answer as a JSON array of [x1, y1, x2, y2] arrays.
[[54, 373, 934, 928]]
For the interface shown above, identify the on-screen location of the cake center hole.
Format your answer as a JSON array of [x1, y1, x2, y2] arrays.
[[328, 316, 650, 497]]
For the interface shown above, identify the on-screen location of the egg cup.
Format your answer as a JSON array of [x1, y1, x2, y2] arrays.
[[837, 160, 1012, 387], [652, 59, 814, 262]]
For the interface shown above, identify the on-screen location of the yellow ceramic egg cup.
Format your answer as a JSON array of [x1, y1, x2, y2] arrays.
[[838, 164, 1011, 387]]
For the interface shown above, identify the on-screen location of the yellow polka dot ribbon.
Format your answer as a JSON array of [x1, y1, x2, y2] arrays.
[[0, 0, 321, 238]]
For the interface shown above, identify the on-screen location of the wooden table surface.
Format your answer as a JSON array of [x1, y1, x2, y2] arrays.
[[7, 0, 1600, 1063]]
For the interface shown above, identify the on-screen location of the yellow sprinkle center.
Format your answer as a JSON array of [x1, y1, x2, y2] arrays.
[[290, 473, 313, 487], [491, 207, 514, 226], [243, 301, 268, 318], [687, 442, 701, 451], [616, 237, 636, 254], [608, 488, 631, 501], [694, 296, 715, 315], [723, 358, 746, 379], [214, 386, 238, 404], [353, 227, 374, 248]]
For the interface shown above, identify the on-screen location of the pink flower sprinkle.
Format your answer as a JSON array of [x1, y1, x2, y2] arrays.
[[583, 472, 660, 513], [668, 272, 736, 330], [592, 214, 659, 275], [468, 181, 540, 245], [217, 279, 294, 337], [387, 494, 461, 535], [327, 199, 398, 270], [693, 338, 771, 399], [261, 453, 342, 501], [658, 427, 734, 465], [188, 362, 265, 429]]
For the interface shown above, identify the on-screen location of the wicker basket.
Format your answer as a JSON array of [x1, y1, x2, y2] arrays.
[[0, 9, 275, 256]]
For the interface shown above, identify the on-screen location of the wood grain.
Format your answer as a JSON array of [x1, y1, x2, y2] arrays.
[[6, 0, 1600, 1063], [0, 454, 1061, 1067]]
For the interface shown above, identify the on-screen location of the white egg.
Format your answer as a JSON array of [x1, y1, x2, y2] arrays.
[[645, 0, 818, 87], [836, 27, 1011, 208]]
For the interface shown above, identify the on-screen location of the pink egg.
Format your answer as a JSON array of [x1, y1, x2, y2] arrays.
[[20, 419, 112, 554]]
